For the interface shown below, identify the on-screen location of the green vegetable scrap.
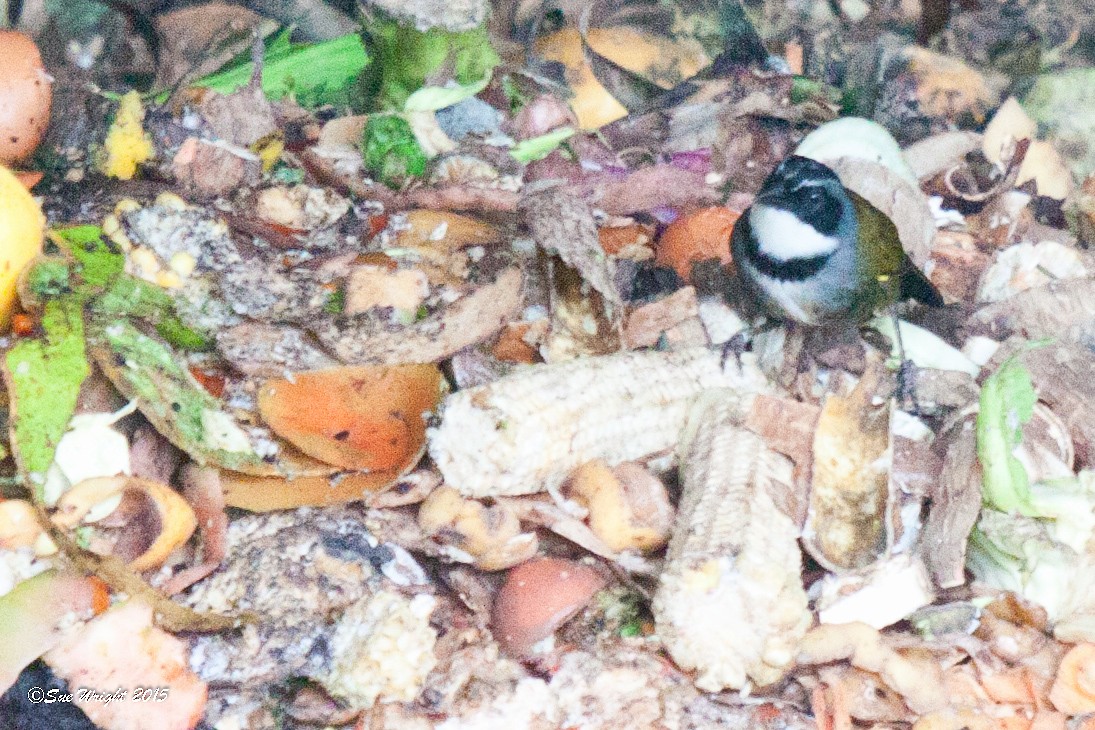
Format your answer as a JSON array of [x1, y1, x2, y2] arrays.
[[2, 299, 90, 495], [967, 356, 1095, 623], [89, 320, 264, 474], [366, 16, 499, 110], [46, 225, 212, 351], [362, 114, 428, 189], [510, 127, 576, 163], [25, 259, 71, 300], [967, 482, 1095, 622], [323, 286, 345, 315], [51, 225, 124, 290], [192, 30, 370, 109], [93, 275, 213, 351], [976, 358, 1037, 514]]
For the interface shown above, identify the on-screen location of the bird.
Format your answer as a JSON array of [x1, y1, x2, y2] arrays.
[[730, 155, 942, 328]]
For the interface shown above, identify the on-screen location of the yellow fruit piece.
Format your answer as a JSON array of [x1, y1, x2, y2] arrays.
[[98, 90, 154, 180], [535, 27, 709, 130], [0, 164, 45, 330]]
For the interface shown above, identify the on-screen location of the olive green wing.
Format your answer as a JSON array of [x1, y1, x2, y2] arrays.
[[849, 191, 942, 307]]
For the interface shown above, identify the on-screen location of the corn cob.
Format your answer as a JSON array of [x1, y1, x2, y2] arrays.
[[428, 347, 771, 498], [653, 391, 811, 692]]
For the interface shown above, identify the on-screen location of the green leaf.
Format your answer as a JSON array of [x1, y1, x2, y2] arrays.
[[510, 127, 576, 163], [976, 358, 1037, 514], [89, 321, 265, 474], [366, 16, 499, 110], [192, 32, 370, 109], [51, 225, 124, 290], [25, 260, 72, 300], [404, 73, 491, 113], [3, 299, 90, 495], [92, 275, 213, 351]]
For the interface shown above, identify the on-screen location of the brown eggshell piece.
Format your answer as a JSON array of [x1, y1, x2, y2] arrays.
[[491, 557, 607, 658], [0, 30, 53, 165]]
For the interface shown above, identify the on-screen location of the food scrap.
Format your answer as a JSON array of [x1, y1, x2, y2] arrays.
[[1, 1, 1095, 728]]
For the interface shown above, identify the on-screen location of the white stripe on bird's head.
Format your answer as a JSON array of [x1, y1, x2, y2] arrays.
[[749, 204, 840, 262]]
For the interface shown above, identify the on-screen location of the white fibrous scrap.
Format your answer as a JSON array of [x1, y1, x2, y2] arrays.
[[978, 241, 1090, 303], [429, 348, 770, 498], [653, 393, 811, 691], [319, 590, 438, 709]]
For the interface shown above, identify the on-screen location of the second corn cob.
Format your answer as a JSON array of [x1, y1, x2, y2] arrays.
[[653, 390, 811, 692], [428, 347, 770, 498]]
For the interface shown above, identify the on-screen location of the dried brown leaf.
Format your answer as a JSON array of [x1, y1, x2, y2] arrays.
[[160, 464, 228, 596], [826, 157, 936, 268], [927, 230, 992, 303], [1015, 341, 1095, 468], [583, 164, 719, 215], [216, 322, 338, 377], [743, 394, 819, 526], [521, 185, 622, 311], [966, 278, 1095, 348], [311, 266, 524, 365], [543, 260, 621, 361], [172, 137, 262, 198], [623, 286, 704, 350], [918, 415, 982, 589]]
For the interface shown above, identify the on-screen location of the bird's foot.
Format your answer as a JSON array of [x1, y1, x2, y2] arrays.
[[720, 331, 749, 372]]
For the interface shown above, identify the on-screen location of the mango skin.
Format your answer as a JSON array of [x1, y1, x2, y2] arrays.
[[0, 164, 45, 331]]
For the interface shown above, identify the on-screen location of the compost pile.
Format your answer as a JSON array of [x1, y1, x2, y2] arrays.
[[2, 0, 1095, 728]]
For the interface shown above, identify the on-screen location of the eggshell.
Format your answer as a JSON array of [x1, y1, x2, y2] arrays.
[[0, 30, 52, 165], [795, 117, 917, 185], [491, 557, 607, 658]]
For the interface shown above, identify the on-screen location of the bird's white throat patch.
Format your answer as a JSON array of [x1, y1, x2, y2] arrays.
[[749, 204, 839, 262]]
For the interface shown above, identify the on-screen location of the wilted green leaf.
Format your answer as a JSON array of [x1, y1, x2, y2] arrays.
[[192, 31, 370, 109], [93, 275, 213, 351], [3, 299, 90, 494], [51, 225, 124, 290], [510, 126, 576, 163], [89, 320, 265, 474], [976, 358, 1037, 514]]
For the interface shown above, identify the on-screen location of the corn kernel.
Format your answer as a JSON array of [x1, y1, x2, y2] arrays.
[[113, 198, 141, 215], [101, 213, 133, 251], [156, 270, 183, 289], [168, 251, 197, 277], [129, 247, 161, 278], [102, 213, 121, 237], [155, 192, 188, 210]]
